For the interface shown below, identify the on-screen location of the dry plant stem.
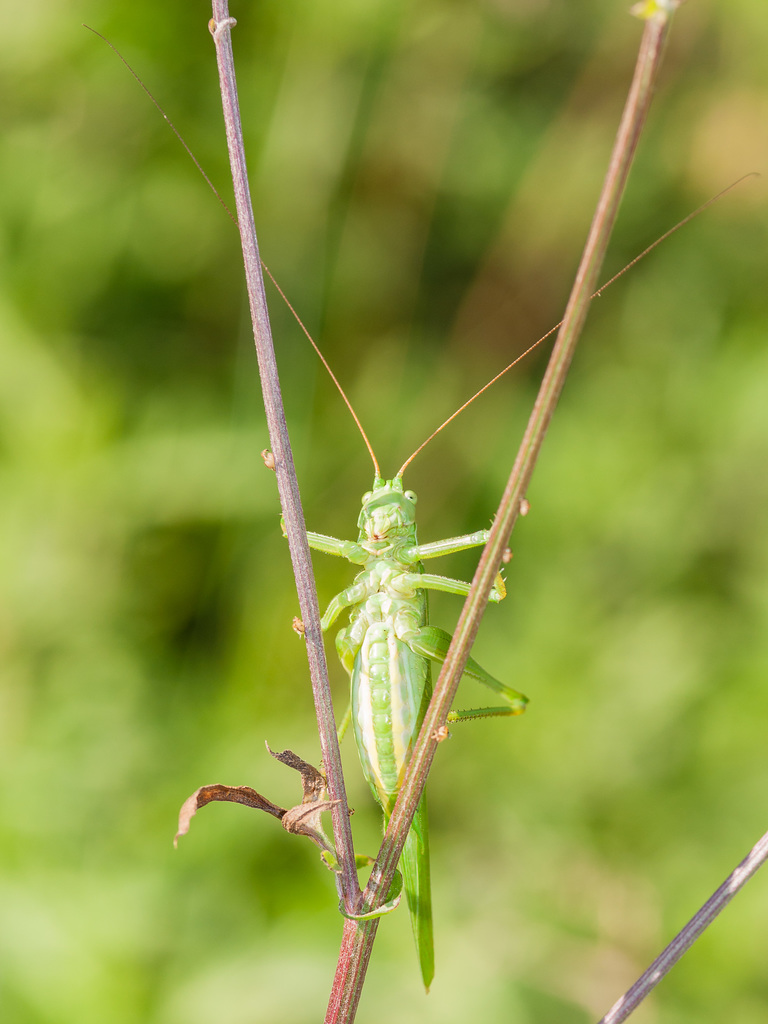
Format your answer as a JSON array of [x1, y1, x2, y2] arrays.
[[325, 9, 677, 1022], [598, 827, 768, 1023], [208, 2, 360, 910]]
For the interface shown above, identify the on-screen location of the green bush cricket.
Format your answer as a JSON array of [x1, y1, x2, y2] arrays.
[[294, 371, 531, 989]]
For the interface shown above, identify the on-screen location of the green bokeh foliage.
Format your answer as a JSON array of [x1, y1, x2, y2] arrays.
[[2, 1, 768, 1021]]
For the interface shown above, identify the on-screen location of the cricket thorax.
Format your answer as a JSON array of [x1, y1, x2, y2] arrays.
[[348, 564, 427, 631]]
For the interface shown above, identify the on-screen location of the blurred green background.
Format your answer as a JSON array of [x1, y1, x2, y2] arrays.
[[2, 1, 768, 1021]]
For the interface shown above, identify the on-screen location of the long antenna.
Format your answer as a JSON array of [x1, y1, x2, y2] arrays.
[[262, 269, 381, 478], [90, 24, 754, 484], [87, 25, 381, 479], [397, 174, 757, 479], [85, 26, 234, 224]]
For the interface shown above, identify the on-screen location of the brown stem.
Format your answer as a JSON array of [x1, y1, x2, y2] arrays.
[[597, 826, 768, 1024], [208, 2, 360, 910]]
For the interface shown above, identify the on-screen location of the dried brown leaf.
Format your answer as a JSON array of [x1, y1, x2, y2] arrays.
[[174, 783, 285, 847], [267, 744, 327, 804], [175, 751, 338, 860]]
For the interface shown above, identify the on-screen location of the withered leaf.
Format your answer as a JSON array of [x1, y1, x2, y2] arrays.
[[175, 749, 338, 861], [174, 784, 285, 848], [267, 745, 327, 804], [282, 800, 338, 849], [266, 745, 337, 857]]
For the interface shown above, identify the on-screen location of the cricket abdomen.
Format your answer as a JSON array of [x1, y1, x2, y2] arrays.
[[352, 621, 429, 812]]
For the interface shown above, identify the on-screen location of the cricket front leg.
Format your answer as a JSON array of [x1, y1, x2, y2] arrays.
[[280, 518, 368, 563], [406, 530, 491, 561]]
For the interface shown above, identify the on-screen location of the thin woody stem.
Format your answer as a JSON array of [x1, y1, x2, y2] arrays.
[[597, 826, 768, 1024], [208, 2, 360, 910], [325, 5, 679, 1020]]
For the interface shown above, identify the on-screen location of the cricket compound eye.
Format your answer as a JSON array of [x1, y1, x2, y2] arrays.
[[404, 490, 417, 504]]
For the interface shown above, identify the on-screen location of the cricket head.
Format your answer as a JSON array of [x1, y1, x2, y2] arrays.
[[358, 476, 417, 542]]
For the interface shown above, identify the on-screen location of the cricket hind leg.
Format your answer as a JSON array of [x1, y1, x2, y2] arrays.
[[407, 625, 528, 720]]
